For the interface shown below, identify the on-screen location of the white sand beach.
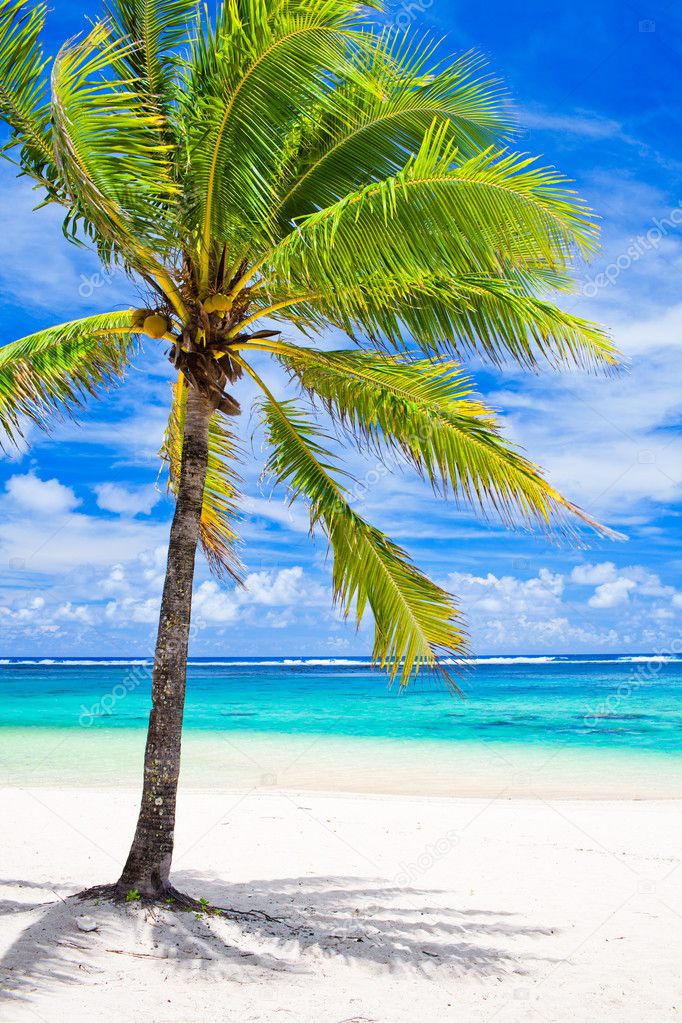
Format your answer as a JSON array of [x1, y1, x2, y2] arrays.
[[1, 785, 680, 1022]]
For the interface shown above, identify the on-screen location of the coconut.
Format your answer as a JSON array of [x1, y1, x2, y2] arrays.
[[205, 293, 231, 314], [131, 308, 151, 328], [143, 313, 169, 339]]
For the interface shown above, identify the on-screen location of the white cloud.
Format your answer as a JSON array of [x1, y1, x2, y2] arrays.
[[0, 595, 45, 621], [0, 479, 167, 573], [192, 581, 239, 624], [241, 495, 310, 534], [98, 565, 328, 631], [241, 566, 320, 606], [571, 562, 618, 586], [439, 561, 682, 651], [192, 566, 327, 626], [571, 561, 678, 610], [100, 547, 168, 597], [0, 164, 131, 316], [6, 472, 80, 515], [588, 577, 637, 609], [445, 568, 564, 616], [54, 602, 94, 624], [484, 612, 619, 649], [57, 406, 172, 465], [520, 107, 627, 141], [95, 482, 161, 517], [104, 595, 161, 624]]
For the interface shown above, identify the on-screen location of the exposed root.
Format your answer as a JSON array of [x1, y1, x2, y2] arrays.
[[74, 883, 284, 924]]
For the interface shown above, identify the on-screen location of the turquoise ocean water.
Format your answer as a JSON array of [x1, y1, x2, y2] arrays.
[[0, 654, 680, 748], [1, 655, 681, 794]]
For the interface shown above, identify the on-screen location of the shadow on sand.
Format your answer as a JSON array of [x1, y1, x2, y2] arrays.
[[0, 871, 558, 1009]]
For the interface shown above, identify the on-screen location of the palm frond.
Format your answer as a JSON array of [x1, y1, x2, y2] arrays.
[[162, 376, 243, 581], [237, 355, 466, 685], [251, 269, 618, 370], [182, 0, 368, 285], [267, 122, 599, 301], [0, 309, 139, 445], [274, 39, 512, 230], [50, 22, 181, 278], [388, 271, 618, 370], [252, 340, 616, 539], [0, 0, 56, 185], [103, 0, 197, 119]]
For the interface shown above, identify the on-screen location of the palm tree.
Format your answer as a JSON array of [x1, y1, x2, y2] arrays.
[[0, 0, 617, 903]]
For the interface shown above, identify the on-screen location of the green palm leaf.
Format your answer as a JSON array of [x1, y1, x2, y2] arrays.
[[182, 0, 369, 285], [161, 376, 243, 581], [274, 39, 512, 230], [386, 271, 617, 369], [51, 22, 180, 280], [103, 0, 197, 119], [250, 340, 616, 538], [0, 0, 56, 185], [238, 355, 466, 685], [267, 122, 599, 297], [242, 268, 617, 370], [0, 309, 138, 444]]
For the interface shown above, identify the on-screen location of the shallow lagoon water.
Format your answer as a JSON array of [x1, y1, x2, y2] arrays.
[[1, 655, 680, 795]]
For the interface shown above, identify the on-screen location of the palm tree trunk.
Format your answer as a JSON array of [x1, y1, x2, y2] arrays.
[[116, 385, 212, 899]]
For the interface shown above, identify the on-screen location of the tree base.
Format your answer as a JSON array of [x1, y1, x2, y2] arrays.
[[76, 882, 209, 912], [75, 882, 282, 923]]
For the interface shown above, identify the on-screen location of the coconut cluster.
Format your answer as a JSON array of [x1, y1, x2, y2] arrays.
[[130, 292, 234, 343], [203, 293, 232, 315], [131, 309, 171, 340]]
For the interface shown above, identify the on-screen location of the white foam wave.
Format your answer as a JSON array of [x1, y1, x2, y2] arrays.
[[0, 658, 152, 666], [0, 654, 679, 669], [468, 656, 557, 665]]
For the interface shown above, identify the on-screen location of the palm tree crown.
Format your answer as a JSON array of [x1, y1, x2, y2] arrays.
[[0, 0, 618, 685]]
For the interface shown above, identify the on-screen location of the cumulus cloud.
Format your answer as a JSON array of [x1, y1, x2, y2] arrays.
[[570, 562, 618, 586], [6, 472, 80, 515], [94, 483, 161, 517], [441, 562, 682, 651], [192, 567, 327, 626], [97, 565, 328, 634], [0, 472, 167, 575], [104, 596, 161, 624], [242, 566, 321, 606], [571, 561, 679, 611], [588, 577, 637, 609], [484, 613, 619, 649], [192, 582, 239, 624], [444, 568, 564, 616]]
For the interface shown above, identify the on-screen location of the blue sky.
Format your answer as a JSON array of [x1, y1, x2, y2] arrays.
[[0, 0, 681, 656]]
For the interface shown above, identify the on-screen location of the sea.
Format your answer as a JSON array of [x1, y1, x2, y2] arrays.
[[1, 655, 680, 796]]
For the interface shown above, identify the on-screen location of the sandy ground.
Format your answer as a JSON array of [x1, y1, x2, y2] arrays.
[[0, 786, 680, 1022]]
